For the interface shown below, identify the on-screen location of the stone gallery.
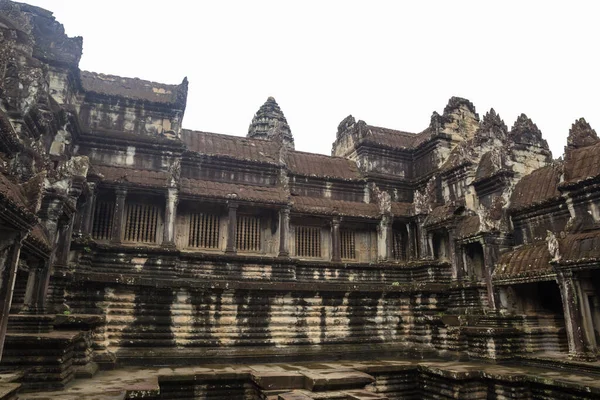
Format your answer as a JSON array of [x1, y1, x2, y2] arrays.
[[1, 1, 600, 399]]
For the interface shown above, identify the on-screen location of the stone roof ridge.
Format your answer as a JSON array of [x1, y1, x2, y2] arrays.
[[365, 124, 417, 137], [247, 96, 294, 150], [80, 70, 181, 88], [181, 129, 281, 165], [182, 129, 283, 149], [289, 149, 349, 160], [80, 70, 188, 108], [566, 117, 599, 151]]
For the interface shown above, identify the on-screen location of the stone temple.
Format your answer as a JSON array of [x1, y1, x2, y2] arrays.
[[2, 2, 600, 399]]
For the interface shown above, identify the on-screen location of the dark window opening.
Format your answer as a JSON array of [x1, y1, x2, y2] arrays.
[[189, 212, 220, 249], [340, 230, 356, 260], [295, 226, 321, 258], [237, 215, 261, 252]]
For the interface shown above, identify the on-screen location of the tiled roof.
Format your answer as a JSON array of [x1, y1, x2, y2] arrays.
[[474, 152, 498, 182], [493, 242, 552, 279], [563, 142, 600, 185], [391, 202, 413, 217], [456, 216, 481, 239], [291, 196, 379, 218], [510, 163, 562, 211], [361, 125, 420, 150], [180, 178, 287, 204], [27, 223, 50, 249], [80, 71, 185, 105], [91, 165, 171, 187], [559, 231, 600, 263], [0, 170, 30, 212], [423, 204, 461, 227], [182, 130, 280, 165], [286, 151, 362, 180]]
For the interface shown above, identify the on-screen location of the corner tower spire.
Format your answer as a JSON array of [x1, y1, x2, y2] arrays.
[[247, 97, 294, 150]]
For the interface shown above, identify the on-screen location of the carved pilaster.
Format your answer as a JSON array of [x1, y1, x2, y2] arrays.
[[331, 216, 341, 262], [111, 187, 127, 244], [81, 182, 97, 236], [225, 201, 238, 254], [278, 206, 290, 257], [162, 188, 179, 247], [377, 215, 392, 261], [415, 215, 428, 259]]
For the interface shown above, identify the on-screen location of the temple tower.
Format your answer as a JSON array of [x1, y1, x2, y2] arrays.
[[247, 97, 294, 150]]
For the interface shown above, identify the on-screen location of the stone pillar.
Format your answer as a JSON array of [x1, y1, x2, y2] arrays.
[[331, 216, 341, 262], [557, 270, 587, 358], [162, 188, 179, 247], [377, 215, 392, 261], [406, 223, 415, 260], [225, 201, 238, 254], [111, 187, 127, 243], [449, 233, 461, 281], [81, 182, 97, 236], [0, 237, 23, 360], [278, 206, 290, 257], [427, 232, 434, 259], [482, 243, 498, 310], [26, 260, 52, 315], [56, 213, 75, 267], [415, 215, 428, 259]]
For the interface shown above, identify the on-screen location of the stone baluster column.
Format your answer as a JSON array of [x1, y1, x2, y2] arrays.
[[278, 206, 290, 257], [225, 201, 238, 254], [111, 187, 127, 243], [557, 270, 587, 359], [331, 216, 341, 262], [0, 235, 23, 360], [81, 182, 97, 236], [162, 188, 179, 247]]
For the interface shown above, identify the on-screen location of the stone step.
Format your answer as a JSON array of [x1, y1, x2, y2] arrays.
[[278, 388, 387, 400], [300, 370, 374, 392], [75, 362, 99, 379], [252, 371, 306, 390], [0, 383, 19, 400], [343, 389, 388, 400]]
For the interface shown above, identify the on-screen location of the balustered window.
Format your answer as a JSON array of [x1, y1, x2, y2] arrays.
[[340, 230, 356, 260], [124, 202, 160, 243], [189, 212, 220, 249], [91, 200, 114, 240], [295, 226, 321, 258], [236, 215, 261, 252]]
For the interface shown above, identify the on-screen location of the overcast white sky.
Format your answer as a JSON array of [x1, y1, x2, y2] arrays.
[[25, 0, 600, 158]]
